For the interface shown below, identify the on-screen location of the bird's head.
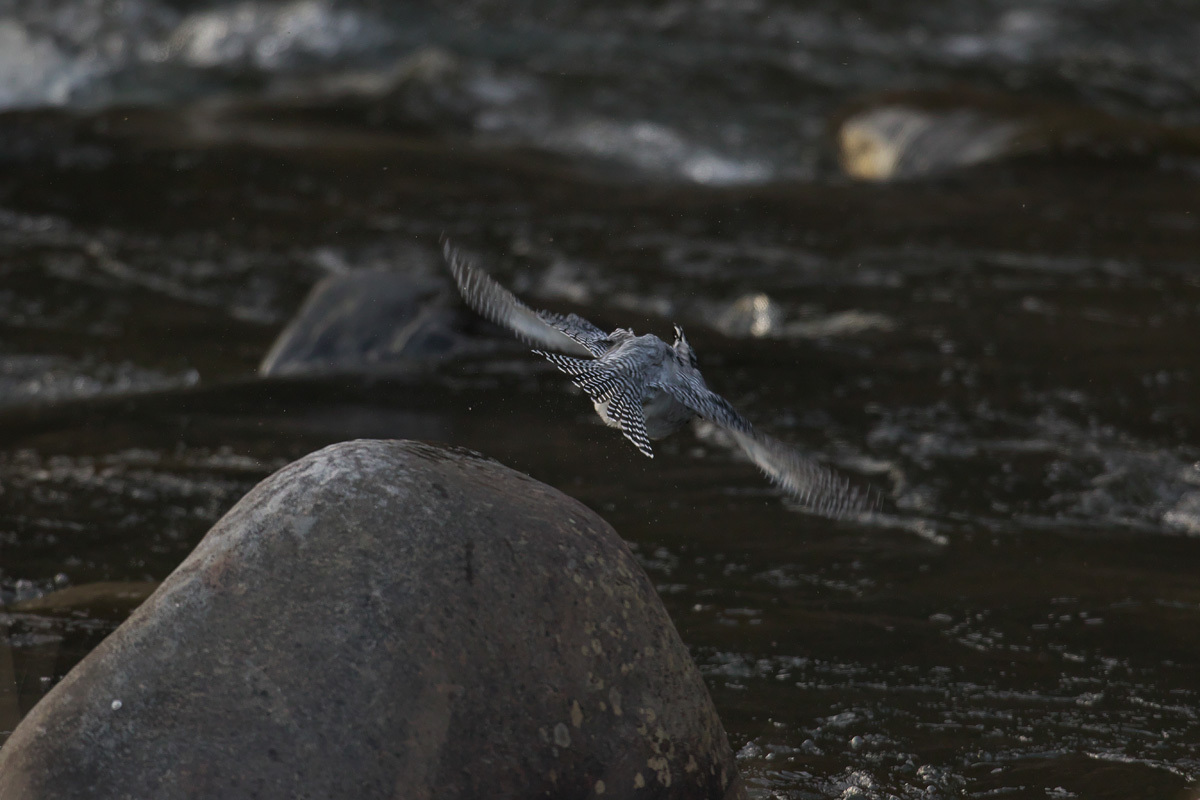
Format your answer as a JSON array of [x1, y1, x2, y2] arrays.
[[672, 324, 699, 369]]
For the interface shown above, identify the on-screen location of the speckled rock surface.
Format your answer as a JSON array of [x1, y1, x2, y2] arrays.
[[0, 439, 745, 800]]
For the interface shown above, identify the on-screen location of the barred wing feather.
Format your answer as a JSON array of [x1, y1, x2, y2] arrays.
[[443, 239, 596, 357], [537, 311, 612, 357], [536, 350, 654, 457], [727, 429, 881, 518], [658, 379, 880, 518]]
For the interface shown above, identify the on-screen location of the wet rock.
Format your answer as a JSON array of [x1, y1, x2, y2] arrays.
[[710, 294, 893, 341], [834, 89, 1200, 181], [0, 439, 745, 800], [713, 293, 783, 339], [259, 270, 503, 377], [838, 102, 1026, 181]]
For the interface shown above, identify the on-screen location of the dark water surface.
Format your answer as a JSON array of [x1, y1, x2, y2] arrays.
[[2, 1, 1200, 797]]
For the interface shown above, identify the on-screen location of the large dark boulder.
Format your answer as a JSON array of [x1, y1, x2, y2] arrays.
[[259, 270, 506, 377], [0, 439, 744, 800]]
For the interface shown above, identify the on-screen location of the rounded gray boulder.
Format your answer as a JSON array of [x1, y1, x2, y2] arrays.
[[259, 270, 507, 377], [0, 439, 745, 800]]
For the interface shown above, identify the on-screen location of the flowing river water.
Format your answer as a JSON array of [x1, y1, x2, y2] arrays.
[[2, 1, 1200, 797]]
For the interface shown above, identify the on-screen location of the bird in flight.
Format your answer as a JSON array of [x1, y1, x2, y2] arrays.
[[442, 239, 881, 518]]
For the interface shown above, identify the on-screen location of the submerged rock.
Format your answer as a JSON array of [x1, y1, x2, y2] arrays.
[[259, 270, 505, 376], [0, 439, 744, 800], [4, 581, 159, 618]]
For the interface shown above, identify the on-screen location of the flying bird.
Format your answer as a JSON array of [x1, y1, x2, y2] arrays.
[[442, 239, 881, 518]]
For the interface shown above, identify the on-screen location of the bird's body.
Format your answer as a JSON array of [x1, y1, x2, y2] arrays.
[[586, 339, 678, 437], [543, 328, 721, 450], [442, 239, 880, 518]]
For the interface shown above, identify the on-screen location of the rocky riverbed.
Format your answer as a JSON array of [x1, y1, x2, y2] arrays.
[[3, 1, 1200, 797]]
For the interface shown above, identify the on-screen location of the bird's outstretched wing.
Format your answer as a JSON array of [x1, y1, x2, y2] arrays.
[[442, 238, 608, 357], [536, 311, 612, 357], [535, 351, 654, 458], [656, 376, 881, 518], [725, 429, 882, 518]]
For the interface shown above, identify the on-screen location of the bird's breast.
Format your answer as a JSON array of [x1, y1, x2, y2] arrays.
[[591, 398, 622, 430], [591, 389, 695, 439], [642, 388, 696, 439]]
